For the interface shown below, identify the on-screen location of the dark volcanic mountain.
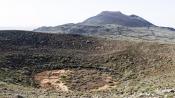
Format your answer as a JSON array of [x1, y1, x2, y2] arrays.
[[81, 11, 154, 27], [33, 11, 175, 43], [33, 11, 155, 33]]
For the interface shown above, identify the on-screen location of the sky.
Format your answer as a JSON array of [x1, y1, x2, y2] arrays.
[[0, 0, 175, 30]]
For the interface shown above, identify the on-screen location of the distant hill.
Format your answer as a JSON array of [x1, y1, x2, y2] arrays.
[[33, 11, 155, 33], [81, 11, 154, 27], [33, 11, 175, 43]]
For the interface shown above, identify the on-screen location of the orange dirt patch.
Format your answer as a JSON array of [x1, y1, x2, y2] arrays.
[[34, 69, 116, 92], [34, 70, 69, 92]]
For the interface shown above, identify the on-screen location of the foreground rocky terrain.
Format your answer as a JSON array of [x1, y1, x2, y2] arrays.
[[1, 30, 175, 98]]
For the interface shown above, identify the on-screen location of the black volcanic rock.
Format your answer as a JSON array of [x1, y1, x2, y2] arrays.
[[81, 11, 154, 27]]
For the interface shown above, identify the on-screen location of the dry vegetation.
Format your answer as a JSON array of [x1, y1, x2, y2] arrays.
[[1, 30, 175, 97]]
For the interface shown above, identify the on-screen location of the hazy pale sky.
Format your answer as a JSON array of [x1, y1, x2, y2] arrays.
[[0, 0, 175, 30]]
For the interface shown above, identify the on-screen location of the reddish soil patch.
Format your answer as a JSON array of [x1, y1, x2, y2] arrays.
[[34, 69, 116, 92], [61, 69, 116, 91], [34, 70, 69, 91]]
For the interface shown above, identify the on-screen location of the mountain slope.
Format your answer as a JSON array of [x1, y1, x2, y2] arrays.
[[34, 24, 175, 43], [1, 30, 175, 97], [0, 30, 100, 50], [81, 11, 154, 27]]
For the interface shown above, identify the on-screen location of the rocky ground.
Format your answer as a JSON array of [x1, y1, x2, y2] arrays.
[[1, 31, 175, 97]]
